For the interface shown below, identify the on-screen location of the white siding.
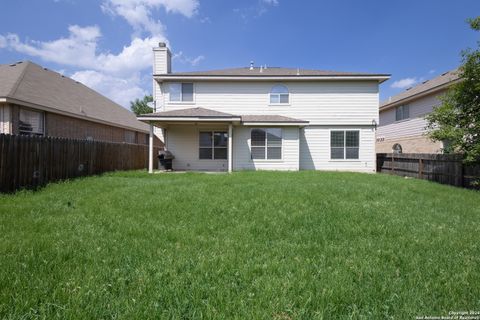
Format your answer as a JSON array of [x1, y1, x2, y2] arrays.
[[0, 104, 11, 134], [233, 126, 299, 171], [166, 124, 228, 171], [154, 80, 379, 173], [300, 126, 376, 173], [160, 81, 379, 125], [377, 91, 444, 140]]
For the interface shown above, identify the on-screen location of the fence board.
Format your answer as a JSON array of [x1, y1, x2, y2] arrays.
[[0, 134, 160, 193], [377, 153, 479, 189]]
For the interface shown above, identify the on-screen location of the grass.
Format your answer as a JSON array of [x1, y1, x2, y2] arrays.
[[0, 171, 479, 319]]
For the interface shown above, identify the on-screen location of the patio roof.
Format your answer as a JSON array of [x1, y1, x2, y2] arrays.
[[137, 107, 308, 126]]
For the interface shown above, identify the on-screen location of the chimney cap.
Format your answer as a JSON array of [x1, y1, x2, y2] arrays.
[[250, 61, 254, 70], [158, 42, 167, 48]]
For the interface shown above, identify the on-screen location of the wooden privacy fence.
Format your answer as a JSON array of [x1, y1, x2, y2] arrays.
[[0, 134, 160, 193], [377, 153, 480, 189]]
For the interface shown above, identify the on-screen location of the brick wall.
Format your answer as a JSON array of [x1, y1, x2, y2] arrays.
[[7, 103, 163, 147], [376, 135, 443, 153]]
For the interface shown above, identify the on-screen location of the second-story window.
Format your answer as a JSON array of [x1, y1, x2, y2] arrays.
[[395, 105, 409, 121], [170, 83, 194, 102], [270, 85, 289, 104]]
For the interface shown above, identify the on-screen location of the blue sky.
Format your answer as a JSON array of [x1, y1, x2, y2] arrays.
[[0, 0, 479, 108]]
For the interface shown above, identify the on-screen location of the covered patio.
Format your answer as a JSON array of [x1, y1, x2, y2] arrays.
[[137, 107, 308, 173]]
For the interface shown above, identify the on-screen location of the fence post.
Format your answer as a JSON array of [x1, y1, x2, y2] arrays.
[[418, 158, 423, 179], [391, 153, 395, 174]]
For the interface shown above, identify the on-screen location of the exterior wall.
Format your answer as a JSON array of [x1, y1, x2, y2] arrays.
[[300, 126, 376, 172], [5, 103, 160, 146], [166, 124, 229, 171], [0, 103, 12, 134], [377, 91, 445, 154], [158, 81, 379, 125], [155, 80, 379, 172], [233, 126, 300, 171], [376, 135, 443, 153]]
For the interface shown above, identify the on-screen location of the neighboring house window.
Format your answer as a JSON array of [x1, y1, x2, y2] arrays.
[[19, 108, 44, 136], [330, 130, 359, 160], [169, 83, 194, 102], [395, 105, 409, 121], [199, 131, 227, 159], [251, 128, 282, 160], [124, 131, 136, 144], [270, 85, 289, 104], [392, 143, 403, 154]]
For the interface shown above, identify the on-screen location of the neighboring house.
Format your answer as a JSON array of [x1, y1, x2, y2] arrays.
[[0, 61, 159, 146], [138, 43, 389, 172], [377, 69, 460, 153]]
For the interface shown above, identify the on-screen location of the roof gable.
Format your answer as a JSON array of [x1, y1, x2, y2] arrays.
[[381, 69, 460, 109], [0, 61, 148, 133]]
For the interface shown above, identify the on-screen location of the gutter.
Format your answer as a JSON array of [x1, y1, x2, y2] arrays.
[[154, 75, 391, 83]]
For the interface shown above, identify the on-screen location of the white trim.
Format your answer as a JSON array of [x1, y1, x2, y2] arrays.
[[228, 124, 233, 173], [155, 75, 390, 83], [138, 117, 241, 122], [168, 82, 195, 103], [148, 123, 154, 173], [329, 129, 361, 160], [198, 130, 229, 161], [249, 127, 283, 161], [242, 122, 307, 127]]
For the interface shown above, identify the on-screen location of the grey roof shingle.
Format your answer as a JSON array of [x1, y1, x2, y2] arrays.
[[0, 61, 149, 132], [139, 107, 308, 123], [156, 67, 389, 77], [381, 69, 460, 109], [241, 115, 308, 123], [143, 107, 238, 118]]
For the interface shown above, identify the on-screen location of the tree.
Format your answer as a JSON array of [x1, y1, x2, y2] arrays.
[[426, 17, 480, 162], [130, 95, 154, 116]]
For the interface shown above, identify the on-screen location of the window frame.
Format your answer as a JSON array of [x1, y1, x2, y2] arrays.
[[169, 82, 195, 103], [269, 84, 290, 105], [250, 128, 283, 161], [18, 108, 45, 136], [198, 130, 228, 160], [395, 105, 410, 122], [329, 129, 360, 161]]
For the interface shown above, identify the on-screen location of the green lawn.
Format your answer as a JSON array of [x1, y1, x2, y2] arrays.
[[0, 171, 479, 319]]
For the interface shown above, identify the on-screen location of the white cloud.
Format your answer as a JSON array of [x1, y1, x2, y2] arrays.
[[71, 70, 147, 107], [234, 0, 279, 22], [429, 69, 436, 74], [0, 0, 202, 108], [391, 77, 418, 89], [262, 0, 278, 5], [101, 0, 199, 35], [172, 51, 205, 66]]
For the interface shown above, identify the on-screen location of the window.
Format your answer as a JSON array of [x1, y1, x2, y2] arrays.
[[169, 83, 194, 102], [330, 130, 359, 160], [270, 85, 289, 104], [251, 128, 282, 160], [395, 105, 409, 121], [199, 131, 227, 159], [124, 131, 136, 144], [19, 108, 44, 136]]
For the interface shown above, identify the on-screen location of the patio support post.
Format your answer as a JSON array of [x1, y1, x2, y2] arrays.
[[228, 124, 233, 173], [148, 122, 154, 173]]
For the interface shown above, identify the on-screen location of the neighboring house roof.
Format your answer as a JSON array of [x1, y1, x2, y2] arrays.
[[138, 107, 308, 125], [154, 67, 390, 83], [0, 61, 149, 133], [380, 69, 461, 111]]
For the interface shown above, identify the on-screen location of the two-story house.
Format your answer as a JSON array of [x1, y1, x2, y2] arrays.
[[376, 69, 460, 153], [138, 43, 390, 172]]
